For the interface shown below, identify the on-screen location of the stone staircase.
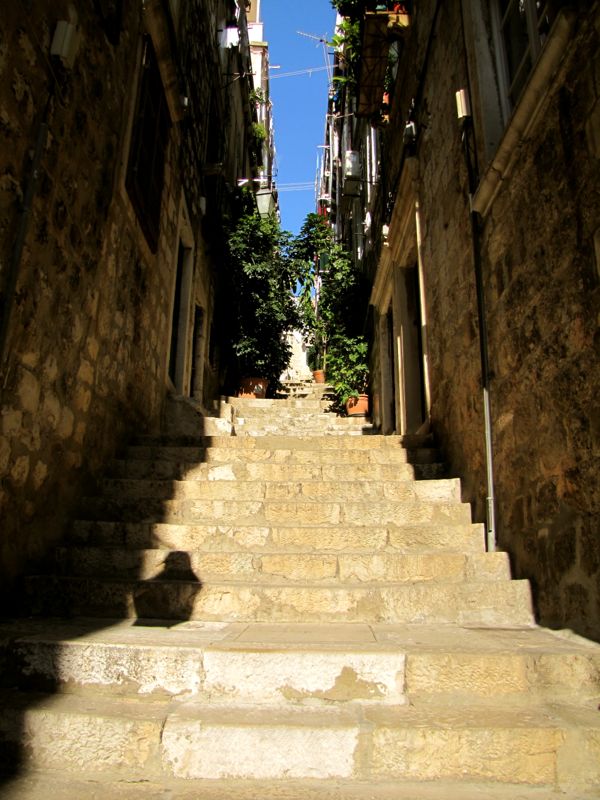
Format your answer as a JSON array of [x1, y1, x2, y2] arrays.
[[0, 387, 599, 798]]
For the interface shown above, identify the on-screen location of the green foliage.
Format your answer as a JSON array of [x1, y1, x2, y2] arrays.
[[326, 333, 369, 405], [294, 212, 370, 407], [330, 0, 364, 19], [329, 18, 361, 88], [249, 87, 266, 105], [227, 196, 299, 392], [250, 121, 267, 144]]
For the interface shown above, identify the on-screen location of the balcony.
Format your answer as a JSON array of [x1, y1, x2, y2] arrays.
[[357, 5, 410, 117]]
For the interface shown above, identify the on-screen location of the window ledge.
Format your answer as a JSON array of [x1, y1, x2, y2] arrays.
[[473, 8, 576, 217]]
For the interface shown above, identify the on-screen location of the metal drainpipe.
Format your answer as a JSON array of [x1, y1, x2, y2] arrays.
[[0, 90, 53, 385], [460, 113, 497, 552]]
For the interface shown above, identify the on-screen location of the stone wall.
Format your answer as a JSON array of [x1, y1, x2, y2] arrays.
[[379, 0, 488, 514], [479, 7, 600, 638], [373, 1, 600, 638], [0, 0, 249, 597]]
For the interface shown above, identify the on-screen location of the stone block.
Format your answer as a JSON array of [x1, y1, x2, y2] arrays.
[[370, 721, 559, 784], [200, 649, 406, 705], [16, 368, 40, 414], [1, 408, 21, 437], [259, 554, 338, 582], [10, 454, 29, 486], [161, 707, 358, 780]]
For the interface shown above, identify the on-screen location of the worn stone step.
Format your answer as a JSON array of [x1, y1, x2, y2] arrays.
[[23, 575, 534, 626], [0, 691, 597, 789], [232, 412, 370, 424], [79, 496, 472, 527], [110, 458, 446, 482], [69, 520, 485, 554], [159, 701, 600, 787], [131, 433, 433, 451], [2, 621, 597, 704], [97, 477, 462, 504], [5, 775, 593, 800], [124, 444, 440, 466], [54, 547, 510, 585], [227, 397, 334, 411], [232, 422, 374, 437]]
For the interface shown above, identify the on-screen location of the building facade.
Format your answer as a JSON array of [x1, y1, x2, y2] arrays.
[[323, 0, 600, 640], [0, 0, 263, 597]]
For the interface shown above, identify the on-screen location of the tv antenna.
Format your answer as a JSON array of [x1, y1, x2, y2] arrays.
[[297, 30, 333, 84]]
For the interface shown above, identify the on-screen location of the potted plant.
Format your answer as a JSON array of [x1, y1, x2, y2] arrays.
[[326, 334, 369, 414], [226, 191, 299, 396]]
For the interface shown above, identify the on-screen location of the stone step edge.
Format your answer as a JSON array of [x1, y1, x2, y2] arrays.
[[109, 459, 447, 474], [130, 433, 434, 448], [1, 775, 581, 800], [99, 477, 459, 490], [0, 621, 600, 708], [0, 690, 597, 788], [26, 575, 520, 590], [67, 521, 486, 553], [56, 545, 492, 557]]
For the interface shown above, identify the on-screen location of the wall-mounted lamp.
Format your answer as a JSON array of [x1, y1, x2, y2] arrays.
[[455, 88, 471, 122]]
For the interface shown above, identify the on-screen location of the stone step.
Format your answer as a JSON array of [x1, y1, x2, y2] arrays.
[[69, 521, 486, 554], [226, 397, 334, 410], [124, 444, 440, 465], [97, 477, 462, 504], [110, 458, 446, 482], [131, 433, 434, 451], [0, 690, 597, 789], [2, 620, 598, 704], [232, 421, 373, 436], [232, 412, 370, 425], [4, 775, 592, 800], [23, 575, 534, 625], [79, 496, 472, 527], [53, 547, 510, 585]]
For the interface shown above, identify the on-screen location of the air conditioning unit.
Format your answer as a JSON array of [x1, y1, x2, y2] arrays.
[[343, 151, 361, 196]]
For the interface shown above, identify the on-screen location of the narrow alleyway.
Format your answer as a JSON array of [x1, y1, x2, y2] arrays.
[[0, 385, 598, 798]]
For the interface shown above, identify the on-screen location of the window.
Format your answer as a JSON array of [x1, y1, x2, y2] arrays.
[[126, 37, 171, 254], [493, 1, 564, 112]]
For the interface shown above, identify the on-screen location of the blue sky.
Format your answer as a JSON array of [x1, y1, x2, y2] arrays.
[[261, 0, 336, 235]]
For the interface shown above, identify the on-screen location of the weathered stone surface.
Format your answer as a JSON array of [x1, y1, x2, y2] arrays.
[[162, 706, 359, 780], [360, 0, 600, 641]]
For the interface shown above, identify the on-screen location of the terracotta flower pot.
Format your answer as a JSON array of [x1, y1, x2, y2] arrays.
[[345, 393, 369, 417], [238, 377, 268, 398], [313, 369, 326, 384]]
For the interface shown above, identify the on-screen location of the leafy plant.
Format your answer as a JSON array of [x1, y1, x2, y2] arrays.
[[329, 18, 361, 88], [294, 212, 370, 408], [250, 121, 267, 144], [326, 334, 369, 405], [249, 87, 266, 105], [227, 192, 299, 393], [330, 0, 365, 19]]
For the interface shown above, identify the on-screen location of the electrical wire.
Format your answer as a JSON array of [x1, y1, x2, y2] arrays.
[[270, 66, 330, 79]]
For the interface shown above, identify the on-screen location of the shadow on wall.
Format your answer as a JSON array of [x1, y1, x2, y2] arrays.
[[0, 410, 215, 790]]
